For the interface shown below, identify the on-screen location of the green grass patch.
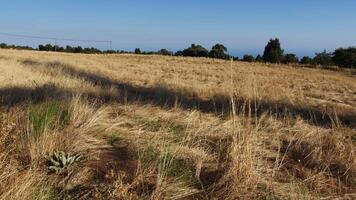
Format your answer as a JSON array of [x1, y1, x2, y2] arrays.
[[28, 101, 70, 138]]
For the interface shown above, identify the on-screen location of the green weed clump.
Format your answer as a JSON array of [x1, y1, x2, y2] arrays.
[[28, 101, 70, 138]]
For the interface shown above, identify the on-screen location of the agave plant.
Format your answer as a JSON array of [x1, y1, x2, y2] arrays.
[[47, 151, 82, 172]]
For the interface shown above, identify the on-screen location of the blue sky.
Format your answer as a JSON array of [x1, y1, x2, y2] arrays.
[[0, 0, 355, 57]]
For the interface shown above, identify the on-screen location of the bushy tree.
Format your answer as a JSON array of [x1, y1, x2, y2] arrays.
[[314, 50, 334, 66], [262, 38, 284, 63], [175, 50, 183, 56], [134, 48, 141, 54], [283, 54, 299, 64], [208, 44, 229, 59], [182, 44, 209, 57], [157, 49, 172, 56], [300, 56, 315, 65], [0, 43, 7, 48], [45, 44, 55, 51], [0, 43, 33, 50], [73, 46, 83, 53], [332, 47, 356, 68], [103, 50, 115, 54], [242, 54, 255, 62], [255, 54, 263, 62], [83, 47, 102, 54]]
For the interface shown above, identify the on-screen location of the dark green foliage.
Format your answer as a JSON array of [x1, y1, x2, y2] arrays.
[[300, 56, 315, 65], [134, 48, 141, 54], [0, 43, 7, 48], [262, 38, 284, 63], [208, 44, 230, 60], [64, 45, 73, 52], [38, 44, 102, 54], [255, 54, 263, 62], [233, 56, 239, 61], [182, 44, 209, 57], [175, 50, 184, 56], [283, 54, 299, 64], [83, 47, 102, 54], [332, 47, 356, 68], [38, 44, 51, 51], [72, 46, 83, 53], [0, 43, 34, 50], [157, 48, 173, 56], [314, 50, 334, 66], [242, 54, 255, 62]]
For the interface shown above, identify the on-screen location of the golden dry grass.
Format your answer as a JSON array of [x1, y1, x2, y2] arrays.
[[0, 49, 355, 199]]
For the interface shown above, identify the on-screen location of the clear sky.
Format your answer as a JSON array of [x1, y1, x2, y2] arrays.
[[0, 0, 355, 57]]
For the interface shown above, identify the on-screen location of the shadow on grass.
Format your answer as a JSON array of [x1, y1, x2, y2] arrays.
[[1, 59, 355, 128]]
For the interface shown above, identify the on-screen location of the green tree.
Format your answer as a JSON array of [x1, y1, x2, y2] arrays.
[[182, 44, 209, 57], [300, 56, 315, 65], [255, 54, 263, 62], [73, 46, 83, 53], [0, 43, 8, 48], [242, 54, 255, 62], [135, 48, 141, 54], [208, 44, 229, 59], [157, 49, 172, 56], [314, 50, 334, 66], [175, 50, 183, 56], [332, 47, 356, 68], [45, 44, 54, 51], [262, 38, 284, 63], [283, 54, 299, 64]]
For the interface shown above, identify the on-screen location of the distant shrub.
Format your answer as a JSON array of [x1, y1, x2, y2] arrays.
[[300, 56, 315, 65], [283, 54, 299, 64], [175, 50, 184, 56], [332, 47, 356, 68], [209, 44, 230, 60], [0, 42, 33, 50], [134, 48, 141, 54], [233, 56, 239, 61], [73, 46, 83, 53], [182, 44, 209, 57], [242, 54, 255, 62], [263, 38, 284, 63], [255, 54, 263, 62], [157, 48, 173, 56], [314, 50, 334, 66]]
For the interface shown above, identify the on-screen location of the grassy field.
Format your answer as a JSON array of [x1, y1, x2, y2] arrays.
[[0, 49, 355, 199]]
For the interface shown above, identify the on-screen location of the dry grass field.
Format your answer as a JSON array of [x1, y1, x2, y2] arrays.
[[0, 49, 355, 199]]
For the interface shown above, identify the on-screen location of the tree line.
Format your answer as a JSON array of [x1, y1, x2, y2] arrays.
[[0, 39, 355, 68]]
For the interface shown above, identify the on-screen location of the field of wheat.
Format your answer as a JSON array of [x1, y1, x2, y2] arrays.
[[0, 49, 355, 199]]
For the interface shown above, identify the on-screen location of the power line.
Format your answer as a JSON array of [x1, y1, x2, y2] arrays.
[[0, 32, 112, 49]]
